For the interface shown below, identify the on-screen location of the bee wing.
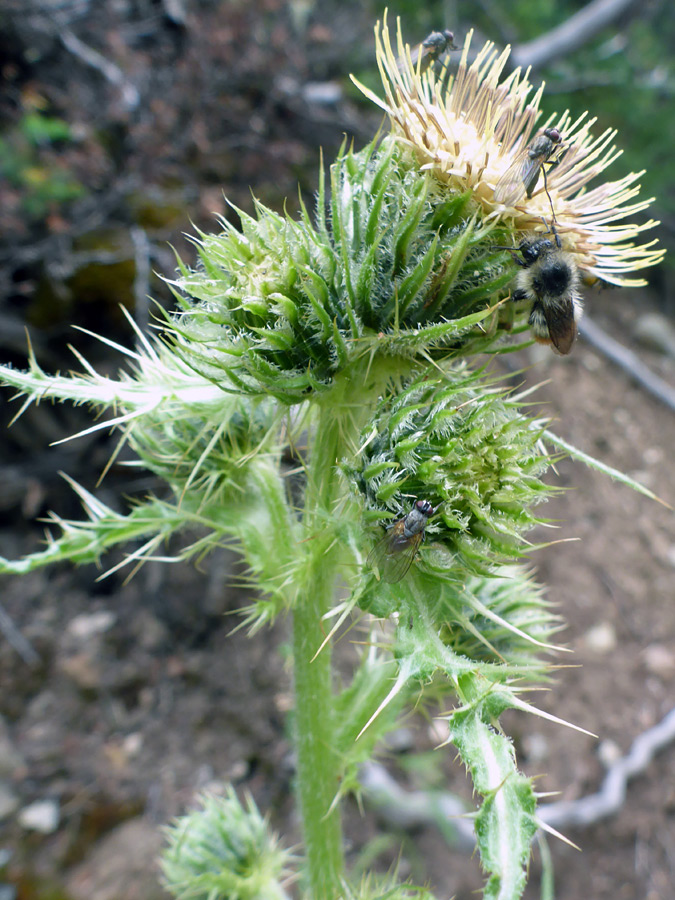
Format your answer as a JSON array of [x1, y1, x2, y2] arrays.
[[542, 297, 578, 355], [494, 152, 541, 205], [368, 527, 424, 584]]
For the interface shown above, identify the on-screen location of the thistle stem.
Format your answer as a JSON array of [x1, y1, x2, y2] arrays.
[[292, 395, 349, 899], [292, 553, 345, 899]]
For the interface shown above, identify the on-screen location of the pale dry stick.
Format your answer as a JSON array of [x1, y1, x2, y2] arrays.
[[539, 705, 675, 828], [59, 27, 140, 111], [359, 704, 675, 845], [449, 0, 642, 73], [0, 601, 40, 666], [358, 760, 476, 850], [131, 226, 152, 331]]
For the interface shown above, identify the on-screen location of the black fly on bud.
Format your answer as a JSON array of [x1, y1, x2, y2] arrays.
[[368, 499, 441, 583]]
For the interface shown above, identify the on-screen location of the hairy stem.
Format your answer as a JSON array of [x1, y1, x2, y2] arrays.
[[292, 552, 344, 898], [292, 394, 350, 899], [292, 356, 418, 896]]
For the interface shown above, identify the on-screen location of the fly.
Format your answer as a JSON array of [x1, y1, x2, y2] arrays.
[[494, 127, 563, 215], [400, 29, 457, 74], [368, 499, 440, 584]]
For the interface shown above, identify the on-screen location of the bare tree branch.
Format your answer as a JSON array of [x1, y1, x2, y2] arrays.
[[510, 0, 641, 70]]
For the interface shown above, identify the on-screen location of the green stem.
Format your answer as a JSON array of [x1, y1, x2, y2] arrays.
[[293, 394, 349, 899], [293, 552, 345, 899], [292, 358, 416, 898]]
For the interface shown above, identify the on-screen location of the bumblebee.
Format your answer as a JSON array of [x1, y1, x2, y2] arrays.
[[508, 228, 583, 355]]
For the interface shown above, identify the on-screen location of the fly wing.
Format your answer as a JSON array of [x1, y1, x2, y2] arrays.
[[368, 527, 424, 584], [494, 151, 537, 205], [403, 42, 423, 70], [542, 297, 578, 355], [521, 154, 545, 198]]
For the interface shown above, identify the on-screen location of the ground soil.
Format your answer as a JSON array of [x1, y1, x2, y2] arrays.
[[1, 5, 674, 900]]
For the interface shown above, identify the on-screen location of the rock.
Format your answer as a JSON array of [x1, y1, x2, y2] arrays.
[[582, 621, 617, 654], [18, 798, 60, 833], [302, 81, 343, 105], [66, 611, 116, 641], [522, 732, 549, 763], [642, 643, 675, 677], [65, 818, 166, 900], [58, 652, 103, 691]]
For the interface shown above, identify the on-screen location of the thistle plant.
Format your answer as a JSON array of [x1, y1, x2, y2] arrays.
[[0, 14, 664, 900]]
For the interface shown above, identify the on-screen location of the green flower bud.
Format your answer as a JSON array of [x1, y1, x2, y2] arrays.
[[348, 366, 553, 580], [168, 139, 515, 404], [161, 789, 293, 900]]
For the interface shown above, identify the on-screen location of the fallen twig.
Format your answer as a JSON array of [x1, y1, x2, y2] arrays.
[[131, 226, 152, 330], [0, 601, 40, 666], [358, 760, 476, 849], [539, 706, 675, 828], [359, 704, 675, 845], [59, 27, 140, 112]]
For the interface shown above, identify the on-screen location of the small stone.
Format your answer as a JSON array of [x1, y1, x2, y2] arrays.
[[302, 81, 342, 105], [58, 652, 102, 691], [65, 818, 165, 900], [67, 611, 116, 640], [522, 732, 549, 763], [582, 621, 617, 654], [597, 739, 622, 767], [132, 611, 167, 651], [642, 446, 664, 466], [643, 644, 675, 677], [274, 692, 293, 713], [18, 798, 60, 833], [123, 733, 143, 758]]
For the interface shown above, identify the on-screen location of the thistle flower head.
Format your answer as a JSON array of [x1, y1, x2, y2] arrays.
[[347, 366, 554, 580], [353, 14, 664, 286], [161, 789, 293, 900]]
